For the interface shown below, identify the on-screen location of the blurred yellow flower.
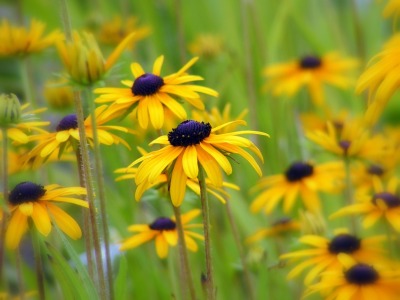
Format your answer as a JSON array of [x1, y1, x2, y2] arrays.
[[188, 34, 224, 59], [44, 78, 74, 110], [246, 217, 300, 244], [383, 0, 400, 19]]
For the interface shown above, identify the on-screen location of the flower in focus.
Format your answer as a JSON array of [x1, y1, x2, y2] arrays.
[[5, 181, 88, 249], [188, 34, 224, 59], [246, 217, 300, 244], [57, 31, 136, 85], [97, 16, 150, 48], [44, 78, 74, 110], [250, 161, 343, 214], [280, 230, 385, 285], [263, 52, 358, 106], [129, 120, 268, 206], [120, 209, 203, 258], [26, 105, 134, 167], [330, 177, 400, 231], [94, 56, 219, 129], [304, 254, 400, 300], [356, 34, 400, 126], [0, 19, 62, 57]]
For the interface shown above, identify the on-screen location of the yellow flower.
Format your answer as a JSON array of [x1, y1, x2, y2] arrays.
[[304, 254, 400, 300], [44, 78, 74, 110], [5, 181, 88, 249], [246, 217, 300, 244], [280, 230, 385, 285], [129, 120, 268, 206], [331, 177, 400, 231], [250, 161, 344, 214], [356, 34, 400, 126], [26, 105, 134, 167], [120, 209, 203, 259], [188, 34, 224, 59], [383, 0, 400, 19], [97, 16, 150, 48], [263, 52, 358, 106], [94, 56, 219, 129], [0, 19, 61, 57], [57, 31, 136, 85]]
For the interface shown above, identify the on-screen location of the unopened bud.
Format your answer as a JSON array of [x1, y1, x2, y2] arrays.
[[0, 93, 21, 127]]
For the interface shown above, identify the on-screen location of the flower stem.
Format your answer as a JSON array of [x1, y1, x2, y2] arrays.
[[198, 165, 215, 300], [224, 200, 255, 300], [174, 0, 187, 65], [344, 156, 357, 233], [15, 248, 25, 299], [172, 205, 196, 300], [0, 127, 9, 289], [31, 227, 45, 300], [19, 58, 36, 107], [86, 87, 114, 299], [384, 220, 395, 259]]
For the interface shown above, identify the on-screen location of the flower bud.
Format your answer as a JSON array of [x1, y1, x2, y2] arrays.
[[0, 93, 21, 127]]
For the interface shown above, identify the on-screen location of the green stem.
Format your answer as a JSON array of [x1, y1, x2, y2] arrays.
[[384, 220, 395, 259], [15, 248, 25, 299], [0, 128, 9, 289], [174, 0, 187, 65], [172, 205, 196, 300], [86, 87, 114, 299], [31, 227, 45, 300], [344, 156, 356, 233], [198, 165, 215, 300], [224, 200, 255, 300], [19, 58, 36, 107]]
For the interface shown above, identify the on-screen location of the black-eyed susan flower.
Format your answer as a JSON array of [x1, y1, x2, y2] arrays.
[[331, 177, 400, 231], [246, 217, 300, 244], [26, 105, 134, 167], [351, 160, 395, 192], [94, 56, 219, 129], [115, 165, 239, 204], [263, 52, 358, 106], [280, 230, 385, 285], [128, 120, 268, 206], [0, 99, 49, 144], [304, 254, 400, 300], [57, 31, 136, 85], [97, 16, 150, 48], [250, 161, 344, 214], [0, 19, 62, 57], [5, 181, 88, 249], [120, 209, 203, 258]]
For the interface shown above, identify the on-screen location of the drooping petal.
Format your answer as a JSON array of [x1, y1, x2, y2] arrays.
[[31, 202, 52, 237], [170, 155, 188, 207], [6, 210, 28, 249], [155, 234, 169, 258], [47, 203, 82, 239]]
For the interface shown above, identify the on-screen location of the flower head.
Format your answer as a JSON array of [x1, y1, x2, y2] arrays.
[[5, 181, 88, 249], [263, 52, 358, 106], [129, 120, 268, 206], [120, 209, 203, 258], [0, 19, 62, 57], [250, 161, 344, 214], [280, 231, 385, 285], [94, 56, 219, 129], [0, 93, 21, 127]]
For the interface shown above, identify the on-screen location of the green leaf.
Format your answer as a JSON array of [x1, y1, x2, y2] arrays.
[[114, 255, 128, 299]]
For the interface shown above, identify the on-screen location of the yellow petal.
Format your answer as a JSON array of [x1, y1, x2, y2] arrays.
[[31, 202, 52, 237], [6, 210, 28, 249], [155, 234, 169, 258], [182, 146, 198, 179], [47, 203, 82, 239], [170, 155, 188, 207]]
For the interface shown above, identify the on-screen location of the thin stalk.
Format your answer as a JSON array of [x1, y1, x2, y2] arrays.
[[31, 227, 45, 300], [350, 0, 366, 65], [344, 156, 357, 233], [224, 200, 255, 300], [86, 87, 114, 299], [15, 249, 25, 300], [19, 58, 36, 107], [172, 205, 196, 300], [198, 165, 215, 300], [0, 127, 9, 289], [174, 0, 187, 65], [384, 220, 395, 259]]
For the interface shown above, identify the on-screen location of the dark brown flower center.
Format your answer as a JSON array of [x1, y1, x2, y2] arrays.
[[328, 234, 361, 254], [9, 181, 46, 205], [272, 217, 292, 227], [131, 73, 164, 96], [149, 217, 176, 231], [56, 114, 78, 131], [339, 140, 351, 154], [367, 164, 385, 176], [372, 192, 400, 208], [168, 120, 212, 147], [345, 264, 379, 285], [299, 56, 322, 69], [285, 162, 314, 182]]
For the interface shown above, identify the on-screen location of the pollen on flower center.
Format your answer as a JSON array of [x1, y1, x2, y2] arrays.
[[8, 181, 46, 205], [285, 162, 314, 182], [149, 217, 176, 231], [131, 73, 164, 96], [299, 56, 322, 69], [168, 120, 212, 147], [345, 264, 379, 285], [328, 234, 361, 254], [372, 192, 400, 208], [56, 114, 78, 131]]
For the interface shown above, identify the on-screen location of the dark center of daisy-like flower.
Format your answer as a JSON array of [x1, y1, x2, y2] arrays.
[[372, 192, 400, 208], [345, 264, 379, 285], [8, 181, 46, 205], [284, 162, 314, 182], [328, 234, 361, 254], [339, 140, 351, 153], [168, 120, 212, 147], [56, 114, 78, 132], [131, 73, 164, 96], [367, 164, 385, 176], [299, 56, 322, 69], [149, 217, 176, 231], [272, 217, 292, 227]]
